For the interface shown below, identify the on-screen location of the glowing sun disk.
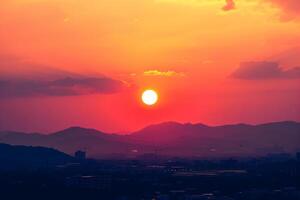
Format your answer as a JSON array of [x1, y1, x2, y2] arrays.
[[142, 89, 158, 106]]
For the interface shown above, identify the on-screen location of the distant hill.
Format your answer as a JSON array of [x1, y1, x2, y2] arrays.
[[0, 121, 300, 158], [0, 127, 149, 158], [130, 121, 300, 157], [0, 143, 73, 169]]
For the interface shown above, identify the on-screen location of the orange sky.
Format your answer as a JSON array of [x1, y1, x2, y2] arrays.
[[0, 0, 300, 133]]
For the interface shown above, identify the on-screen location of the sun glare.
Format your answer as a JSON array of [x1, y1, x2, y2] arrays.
[[142, 89, 158, 106]]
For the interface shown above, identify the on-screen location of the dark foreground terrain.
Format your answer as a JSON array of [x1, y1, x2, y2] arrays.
[[0, 144, 300, 200]]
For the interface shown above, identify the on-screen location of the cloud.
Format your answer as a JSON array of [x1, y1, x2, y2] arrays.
[[231, 61, 300, 80], [0, 55, 125, 98], [0, 77, 125, 98], [219, 0, 299, 19], [222, 0, 235, 11], [264, 0, 300, 20], [156, 0, 236, 11], [0, 54, 82, 80], [143, 70, 185, 77]]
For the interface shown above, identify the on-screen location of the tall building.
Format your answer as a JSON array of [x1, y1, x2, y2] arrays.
[[75, 150, 86, 160], [297, 152, 300, 161]]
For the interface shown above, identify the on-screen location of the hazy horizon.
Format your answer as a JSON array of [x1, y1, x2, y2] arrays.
[[1, 120, 299, 135]]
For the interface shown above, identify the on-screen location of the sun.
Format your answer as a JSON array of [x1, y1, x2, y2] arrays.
[[142, 89, 158, 106]]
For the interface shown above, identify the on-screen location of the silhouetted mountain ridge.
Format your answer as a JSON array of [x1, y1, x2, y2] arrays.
[[51, 126, 112, 139], [0, 143, 73, 169], [0, 121, 299, 158]]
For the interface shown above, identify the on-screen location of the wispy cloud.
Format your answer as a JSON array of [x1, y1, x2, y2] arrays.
[[231, 61, 300, 80], [156, 0, 235, 11], [143, 70, 185, 77]]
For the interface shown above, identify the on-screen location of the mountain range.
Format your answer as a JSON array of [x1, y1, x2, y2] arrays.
[[0, 121, 299, 158]]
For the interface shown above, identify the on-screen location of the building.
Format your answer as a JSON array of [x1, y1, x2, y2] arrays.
[[75, 150, 86, 160], [297, 152, 300, 161]]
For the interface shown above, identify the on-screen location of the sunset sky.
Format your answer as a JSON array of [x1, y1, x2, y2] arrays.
[[0, 0, 300, 133]]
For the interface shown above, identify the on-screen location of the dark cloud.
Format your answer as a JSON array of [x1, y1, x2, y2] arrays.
[[265, 0, 300, 20], [0, 54, 125, 98], [222, 0, 235, 11], [0, 77, 124, 98], [231, 61, 300, 80]]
